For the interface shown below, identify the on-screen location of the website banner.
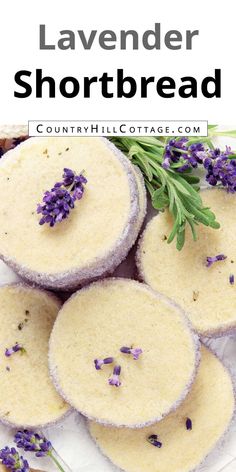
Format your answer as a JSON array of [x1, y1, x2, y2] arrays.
[[29, 120, 208, 137]]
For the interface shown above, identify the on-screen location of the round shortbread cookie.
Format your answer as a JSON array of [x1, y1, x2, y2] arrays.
[[49, 278, 199, 428], [89, 346, 235, 472], [0, 137, 142, 290], [137, 188, 236, 337], [0, 284, 70, 428]]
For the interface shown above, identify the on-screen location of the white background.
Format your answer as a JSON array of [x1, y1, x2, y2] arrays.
[[0, 0, 235, 124]]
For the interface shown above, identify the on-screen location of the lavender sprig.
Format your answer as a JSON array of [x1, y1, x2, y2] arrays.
[[14, 431, 66, 472], [14, 430, 52, 457], [163, 139, 236, 193], [37, 168, 87, 227], [120, 346, 143, 360], [110, 135, 220, 250], [0, 447, 29, 472], [108, 365, 121, 387]]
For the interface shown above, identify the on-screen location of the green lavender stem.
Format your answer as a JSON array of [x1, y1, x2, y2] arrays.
[[110, 126, 236, 250], [48, 451, 66, 472]]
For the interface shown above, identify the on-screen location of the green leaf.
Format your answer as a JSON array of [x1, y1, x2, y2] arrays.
[[152, 190, 169, 210], [181, 174, 200, 185], [216, 130, 236, 138], [209, 220, 221, 229], [134, 155, 153, 181], [135, 137, 165, 147], [176, 228, 186, 251], [167, 218, 179, 244], [169, 176, 191, 197], [188, 218, 198, 241]]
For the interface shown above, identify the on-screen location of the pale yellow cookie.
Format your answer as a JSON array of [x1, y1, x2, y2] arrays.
[[89, 346, 235, 472], [49, 278, 199, 428], [0, 137, 143, 290], [0, 284, 70, 428], [137, 188, 236, 336]]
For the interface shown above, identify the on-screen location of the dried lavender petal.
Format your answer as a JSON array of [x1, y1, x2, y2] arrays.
[[109, 365, 121, 387], [103, 357, 114, 365], [120, 346, 131, 354], [147, 435, 162, 448], [94, 357, 114, 370], [94, 359, 104, 370], [206, 254, 227, 267], [120, 346, 143, 360], [230, 274, 235, 285], [130, 348, 143, 360], [186, 418, 192, 430], [5, 343, 25, 357]]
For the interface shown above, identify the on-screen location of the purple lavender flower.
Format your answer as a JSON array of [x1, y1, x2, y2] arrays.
[[230, 274, 235, 285], [186, 418, 192, 430], [108, 365, 121, 387], [162, 138, 206, 172], [14, 431, 66, 471], [37, 168, 87, 227], [62, 168, 87, 196], [120, 346, 143, 360], [0, 446, 29, 471], [206, 254, 227, 267], [14, 430, 52, 458], [5, 343, 25, 357], [37, 188, 76, 226], [162, 156, 171, 170], [176, 163, 191, 172], [94, 357, 114, 370], [204, 147, 236, 192], [62, 167, 76, 186], [169, 137, 188, 153], [162, 138, 189, 170], [147, 435, 162, 448], [162, 139, 236, 188]]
